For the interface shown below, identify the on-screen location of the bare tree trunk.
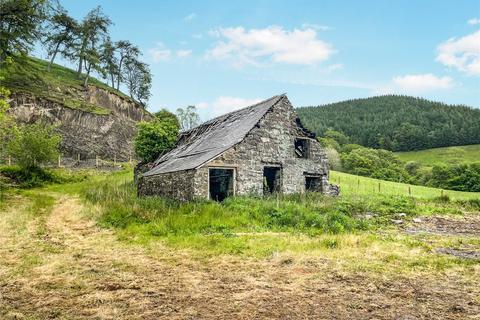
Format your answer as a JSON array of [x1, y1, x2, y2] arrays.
[[47, 42, 61, 72], [77, 39, 88, 77], [116, 56, 124, 90], [110, 73, 115, 88], [83, 62, 91, 87]]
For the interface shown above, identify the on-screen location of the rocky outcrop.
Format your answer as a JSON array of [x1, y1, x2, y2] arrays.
[[8, 86, 150, 161]]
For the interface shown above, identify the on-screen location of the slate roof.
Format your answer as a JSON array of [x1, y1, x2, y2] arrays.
[[143, 94, 286, 176]]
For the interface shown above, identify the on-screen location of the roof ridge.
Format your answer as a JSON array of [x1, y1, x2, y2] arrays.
[[182, 94, 285, 134]]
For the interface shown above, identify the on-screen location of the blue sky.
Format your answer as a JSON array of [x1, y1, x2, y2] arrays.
[[49, 0, 480, 119]]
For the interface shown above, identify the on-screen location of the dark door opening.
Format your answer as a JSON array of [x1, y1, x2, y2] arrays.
[[209, 168, 234, 201], [263, 167, 281, 195], [305, 176, 322, 192]]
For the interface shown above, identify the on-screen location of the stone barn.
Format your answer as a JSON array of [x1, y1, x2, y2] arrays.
[[137, 94, 338, 201]]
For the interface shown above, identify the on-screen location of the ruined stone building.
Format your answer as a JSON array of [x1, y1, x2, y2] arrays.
[[138, 94, 338, 201]]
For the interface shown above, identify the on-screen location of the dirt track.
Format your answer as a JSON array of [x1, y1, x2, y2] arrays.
[[0, 196, 479, 319]]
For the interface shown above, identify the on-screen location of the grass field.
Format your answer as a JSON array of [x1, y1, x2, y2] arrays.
[[396, 144, 480, 167], [330, 170, 480, 200], [0, 167, 479, 318]]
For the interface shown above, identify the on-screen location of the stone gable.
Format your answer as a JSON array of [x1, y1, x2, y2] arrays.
[[138, 95, 338, 201]]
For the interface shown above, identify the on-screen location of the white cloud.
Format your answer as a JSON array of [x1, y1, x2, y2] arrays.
[[468, 18, 480, 25], [325, 63, 343, 72], [149, 43, 192, 62], [392, 74, 454, 93], [183, 13, 196, 21], [301, 23, 331, 31], [206, 25, 335, 66], [436, 30, 480, 75], [148, 44, 171, 62], [197, 96, 263, 118], [176, 50, 192, 58]]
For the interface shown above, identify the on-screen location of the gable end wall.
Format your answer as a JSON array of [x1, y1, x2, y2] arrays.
[[193, 97, 330, 198]]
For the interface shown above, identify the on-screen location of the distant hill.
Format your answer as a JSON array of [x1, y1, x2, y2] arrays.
[[396, 144, 480, 167], [297, 95, 480, 152], [0, 56, 150, 160]]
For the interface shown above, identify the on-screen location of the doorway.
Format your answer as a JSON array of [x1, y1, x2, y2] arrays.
[[209, 168, 234, 201], [263, 166, 281, 195]]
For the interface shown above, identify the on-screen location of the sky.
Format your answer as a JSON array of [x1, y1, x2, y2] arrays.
[[45, 0, 480, 119]]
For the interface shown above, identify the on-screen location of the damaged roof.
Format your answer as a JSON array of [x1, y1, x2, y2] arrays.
[[143, 94, 286, 176]]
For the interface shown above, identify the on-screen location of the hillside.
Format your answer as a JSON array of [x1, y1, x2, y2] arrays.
[[330, 170, 480, 200], [396, 144, 480, 168], [0, 56, 150, 160], [297, 95, 480, 151]]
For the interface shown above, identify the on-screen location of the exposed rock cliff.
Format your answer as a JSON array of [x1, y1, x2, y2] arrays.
[[9, 86, 149, 161]]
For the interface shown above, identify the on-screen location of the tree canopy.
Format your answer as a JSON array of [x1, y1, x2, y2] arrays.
[[298, 95, 480, 152], [134, 110, 180, 163]]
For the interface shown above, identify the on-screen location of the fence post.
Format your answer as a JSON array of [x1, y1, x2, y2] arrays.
[[129, 155, 132, 165], [96, 155, 99, 167], [77, 153, 80, 163], [58, 154, 61, 167], [378, 182, 381, 193], [408, 186, 411, 196], [441, 189, 444, 197], [114, 154, 116, 165], [8, 155, 11, 166]]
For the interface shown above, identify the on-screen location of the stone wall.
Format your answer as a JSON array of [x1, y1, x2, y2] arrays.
[[193, 97, 334, 199], [138, 170, 195, 201]]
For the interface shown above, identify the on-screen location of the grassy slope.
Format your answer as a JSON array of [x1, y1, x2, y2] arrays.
[[0, 56, 135, 115], [330, 170, 480, 200], [396, 144, 480, 167]]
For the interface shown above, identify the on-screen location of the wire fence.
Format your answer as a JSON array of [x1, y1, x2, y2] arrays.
[[0, 153, 136, 169], [329, 171, 479, 200]]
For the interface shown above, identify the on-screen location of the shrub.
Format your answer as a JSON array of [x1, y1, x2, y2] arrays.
[[7, 122, 61, 169], [427, 163, 480, 192], [0, 165, 55, 187], [324, 147, 342, 170], [341, 147, 409, 182], [134, 110, 179, 163]]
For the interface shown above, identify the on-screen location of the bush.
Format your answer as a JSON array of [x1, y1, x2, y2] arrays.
[[0, 165, 86, 188], [0, 165, 56, 187], [341, 147, 410, 182], [427, 163, 480, 192], [7, 122, 61, 169], [134, 109, 179, 163], [324, 147, 341, 170]]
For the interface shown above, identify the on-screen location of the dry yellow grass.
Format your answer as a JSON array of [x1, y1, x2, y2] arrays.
[[0, 191, 479, 319]]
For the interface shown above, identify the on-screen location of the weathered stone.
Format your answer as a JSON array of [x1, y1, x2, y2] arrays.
[[8, 86, 149, 161], [138, 95, 338, 201]]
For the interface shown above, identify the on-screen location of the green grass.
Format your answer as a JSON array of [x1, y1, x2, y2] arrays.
[[0, 55, 138, 115], [330, 170, 480, 200], [396, 144, 480, 167], [74, 168, 479, 256]]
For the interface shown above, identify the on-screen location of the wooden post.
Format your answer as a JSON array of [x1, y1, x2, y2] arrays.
[[96, 155, 99, 167], [408, 186, 411, 196], [77, 153, 80, 163], [8, 155, 11, 166], [114, 154, 116, 165], [378, 182, 381, 193], [441, 189, 444, 197], [58, 154, 61, 167], [129, 155, 132, 164]]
